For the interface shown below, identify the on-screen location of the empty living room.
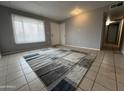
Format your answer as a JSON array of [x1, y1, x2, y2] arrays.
[[0, 0, 124, 92]]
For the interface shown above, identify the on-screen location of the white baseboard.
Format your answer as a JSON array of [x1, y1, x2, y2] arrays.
[[65, 45, 100, 51]]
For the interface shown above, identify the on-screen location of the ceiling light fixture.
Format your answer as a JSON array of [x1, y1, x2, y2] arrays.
[[106, 16, 115, 26], [70, 7, 82, 16]]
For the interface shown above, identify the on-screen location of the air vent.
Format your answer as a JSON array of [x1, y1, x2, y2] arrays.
[[110, 2, 123, 9]]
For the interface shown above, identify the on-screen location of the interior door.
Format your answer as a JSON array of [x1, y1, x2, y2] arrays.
[[50, 22, 60, 45], [106, 23, 119, 44], [60, 23, 65, 45]]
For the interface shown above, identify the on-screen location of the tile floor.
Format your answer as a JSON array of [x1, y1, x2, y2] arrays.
[[0, 47, 124, 91], [78, 50, 124, 91]]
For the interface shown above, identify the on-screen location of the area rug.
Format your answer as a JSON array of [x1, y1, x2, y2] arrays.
[[24, 48, 96, 91]]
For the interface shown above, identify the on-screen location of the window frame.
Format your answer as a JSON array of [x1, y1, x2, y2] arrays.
[[11, 14, 46, 44]]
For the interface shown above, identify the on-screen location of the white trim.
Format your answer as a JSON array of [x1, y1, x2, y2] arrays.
[[65, 45, 100, 51]]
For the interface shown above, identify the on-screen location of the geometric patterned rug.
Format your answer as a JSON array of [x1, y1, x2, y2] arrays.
[[24, 48, 96, 91]]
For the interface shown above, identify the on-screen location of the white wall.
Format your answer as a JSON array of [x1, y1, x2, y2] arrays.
[[65, 7, 106, 50]]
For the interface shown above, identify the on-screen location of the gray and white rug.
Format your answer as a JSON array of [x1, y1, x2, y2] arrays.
[[24, 48, 96, 91]]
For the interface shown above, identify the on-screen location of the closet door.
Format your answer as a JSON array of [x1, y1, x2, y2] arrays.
[[50, 22, 60, 45]]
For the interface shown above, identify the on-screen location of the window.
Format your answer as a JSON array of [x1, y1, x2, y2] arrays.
[[12, 14, 46, 44]]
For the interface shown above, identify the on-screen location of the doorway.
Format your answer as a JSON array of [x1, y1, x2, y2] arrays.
[[106, 22, 120, 45], [101, 16, 124, 51]]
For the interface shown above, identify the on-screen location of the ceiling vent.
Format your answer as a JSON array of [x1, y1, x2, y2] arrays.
[[110, 2, 123, 9]]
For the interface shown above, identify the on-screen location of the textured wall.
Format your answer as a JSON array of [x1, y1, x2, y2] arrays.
[[65, 7, 106, 49], [0, 5, 56, 55]]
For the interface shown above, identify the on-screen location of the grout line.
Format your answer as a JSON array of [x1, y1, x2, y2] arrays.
[[19, 59, 31, 91], [77, 52, 100, 91], [91, 51, 105, 90], [5, 56, 8, 91], [113, 52, 118, 91], [73, 50, 98, 90]]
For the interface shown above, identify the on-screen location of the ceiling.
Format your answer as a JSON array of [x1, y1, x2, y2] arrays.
[[0, 1, 115, 21], [108, 2, 124, 20]]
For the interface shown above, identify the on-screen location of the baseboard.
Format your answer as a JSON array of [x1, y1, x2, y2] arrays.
[[2, 45, 50, 56], [65, 45, 100, 51], [51, 44, 61, 47]]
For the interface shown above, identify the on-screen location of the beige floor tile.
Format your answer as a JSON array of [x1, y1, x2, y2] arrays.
[[116, 67, 124, 75], [102, 61, 114, 66], [0, 77, 6, 86], [6, 70, 24, 83], [79, 77, 94, 91], [103, 53, 113, 57], [100, 64, 115, 70], [103, 57, 113, 63], [114, 54, 124, 64], [98, 69, 115, 80], [0, 60, 8, 65], [85, 70, 97, 81], [94, 52, 104, 62], [116, 69, 124, 84], [115, 64, 124, 70], [95, 74, 116, 90], [116, 75, 124, 84], [7, 61, 20, 66], [95, 56, 103, 62], [76, 87, 83, 91], [92, 62, 101, 67], [0, 70, 7, 79], [89, 65, 99, 72], [7, 65, 22, 74], [0, 66, 7, 70], [0, 87, 5, 91], [6, 76, 27, 91], [0, 65, 7, 70], [29, 78, 44, 91], [118, 82, 124, 91], [115, 62, 124, 66], [92, 82, 110, 91], [8, 61, 20, 68], [99, 66, 115, 73], [114, 54, 124, 62], [17, 84, 30, 91]]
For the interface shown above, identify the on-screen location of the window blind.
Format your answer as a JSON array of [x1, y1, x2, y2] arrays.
[[12, 14, 46, 44]]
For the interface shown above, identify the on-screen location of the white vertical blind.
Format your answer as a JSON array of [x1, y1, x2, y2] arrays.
[[12, 14, 46, 44]]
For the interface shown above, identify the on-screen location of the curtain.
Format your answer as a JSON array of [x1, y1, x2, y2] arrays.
[[12, 14, 46, 44]]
